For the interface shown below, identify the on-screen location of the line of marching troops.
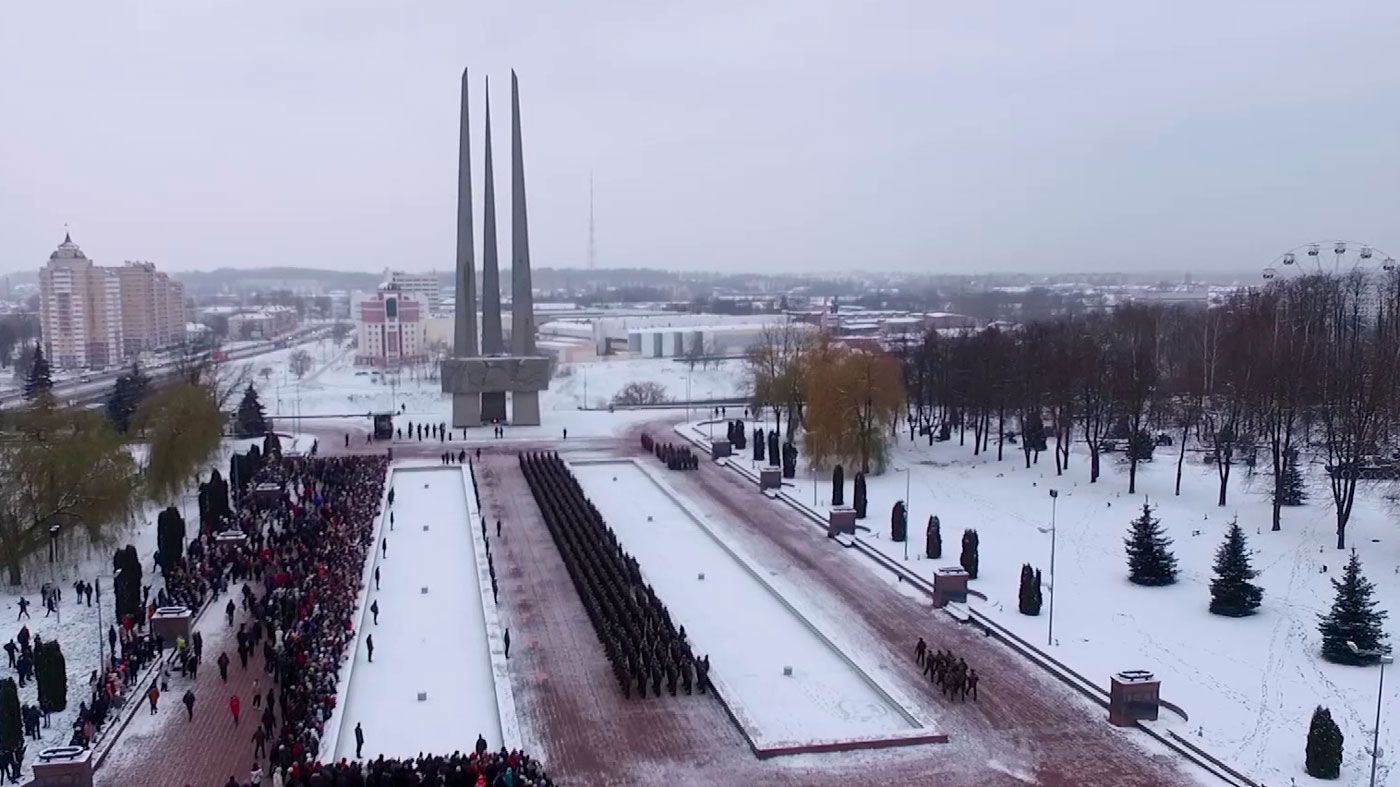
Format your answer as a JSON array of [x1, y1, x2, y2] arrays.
[[519, 451, 709, 700], [639, 433, 699, 471], [915, 637, 980, 702]]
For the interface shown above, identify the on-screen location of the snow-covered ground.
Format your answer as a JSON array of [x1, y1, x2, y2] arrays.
[[702, 418, 1400, 787], [333, 466, 501, 760], [572, 460, 924, 748], [247, 342, 748, 442]]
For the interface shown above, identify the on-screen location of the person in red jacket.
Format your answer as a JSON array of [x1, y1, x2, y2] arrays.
[[229, 694, 241, 725]]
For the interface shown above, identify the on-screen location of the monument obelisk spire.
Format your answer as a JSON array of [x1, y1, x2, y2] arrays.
[[510, 70, 536, 356], [480, 77, 504, 355], [454, 67, 478, 358]]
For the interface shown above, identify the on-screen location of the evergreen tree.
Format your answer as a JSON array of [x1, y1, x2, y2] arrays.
[[23, 343, 53, 402], [34, 639, 66, 712], [235, 383, 269, 438], [1276, 450, 1307, 506], [782, 442, 797, 478], [112, 545, 144, 624], [891, 501, 907, 542], [156, 506, 186, 575], [1018, 564, 1042, 615], [853, 472, 868, 519], [832, 464, 845, 507], [1318, 550, 1390, 665], [925, 515, 941, 559], [1124, 501, 1178, 586], [1305, 705, 1343, 779], [767, 431, 780, 467], [0, 679, 19, 753], [960, 528, 980, 579], [732, 421, 746, 450], [1209, 519, 1263, 616], [105, 362, 152, 433], [753, 428, 765, 462]]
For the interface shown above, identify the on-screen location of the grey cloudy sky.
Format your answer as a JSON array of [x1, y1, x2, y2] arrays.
[[2, 1, 1398, 276]]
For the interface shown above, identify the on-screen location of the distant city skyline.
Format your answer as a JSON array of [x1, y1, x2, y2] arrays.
[[2, 1, 1398, 276]]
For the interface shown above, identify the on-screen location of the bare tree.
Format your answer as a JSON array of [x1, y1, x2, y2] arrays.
[[1109, 304, 1162, 494]]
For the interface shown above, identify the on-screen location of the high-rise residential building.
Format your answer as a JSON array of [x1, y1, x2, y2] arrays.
[[355, 287, 425, 367], [116, 261, 186, 356], [39, 234, 123, 369], [39, 235, 187, 370], [386, 270, 441, 314]]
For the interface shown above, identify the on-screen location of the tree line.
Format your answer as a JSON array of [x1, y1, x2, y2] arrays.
[[900, 271, 1400, 550]]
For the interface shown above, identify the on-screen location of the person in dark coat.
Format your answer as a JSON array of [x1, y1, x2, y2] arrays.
[[475, 734, 488, 757], [366, 635, 374, 663], [370, 600, 379, 625], [183, 689, 196, 721], [915, 637, 927, 666], [503, 629, 510, 659], [218, 652, 231, 682], [354, 722, 365, 758]]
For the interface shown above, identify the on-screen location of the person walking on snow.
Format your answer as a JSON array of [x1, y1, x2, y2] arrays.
[[915, 637, 927, 667], [147, 685, 159, 714], [226, 598, 236, 626], [16, 598, 28, 620], [497, 520, 502, 538], [370, 600, 379, 625], [182, 689, 195, 721], [218, 652, 231, 682], [354, 722, 365, 758], [366, 635, 374, 663], [374, 566, 380, 590], [381, 538, 387, 558], [229, 695, 241, 725], [503, 628, 511, 659], [252, 725, 267, 758]]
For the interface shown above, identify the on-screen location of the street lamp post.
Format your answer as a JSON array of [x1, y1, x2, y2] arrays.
[[48, 524, 61, 625], [1348, 640, 1393, 787], [894, 467, 911, 560], [1038, 490, 1059, 647], [96, 571, 119, 671]]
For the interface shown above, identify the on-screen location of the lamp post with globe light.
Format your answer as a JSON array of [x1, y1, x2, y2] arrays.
[[1348, 640, 1393, 787]]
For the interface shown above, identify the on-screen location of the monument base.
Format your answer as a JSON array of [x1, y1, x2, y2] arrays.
[[441, 356, 550, 428]]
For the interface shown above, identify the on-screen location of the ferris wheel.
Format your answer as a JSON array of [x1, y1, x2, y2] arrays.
[[1261, 240, 1396, 281]]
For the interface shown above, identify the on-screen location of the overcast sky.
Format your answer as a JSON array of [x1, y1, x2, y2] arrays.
[[2, 1, 1398, 276]]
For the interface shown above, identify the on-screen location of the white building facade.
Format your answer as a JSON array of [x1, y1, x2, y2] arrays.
[[39, 235, 124, 369], [386, 271, 441, 315]]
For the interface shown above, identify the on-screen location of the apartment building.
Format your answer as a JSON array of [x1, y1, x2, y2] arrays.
[[386, 270, 441, 314], [116, 260, 187, 356], [355, 287, 426, 367], [38, 234, 123, 370]]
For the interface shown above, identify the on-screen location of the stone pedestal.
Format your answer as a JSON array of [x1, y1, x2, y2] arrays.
[[1109, 670, 1160, 726], [441, 357, 549, 427], [759, 467, 783, 491], [31, 746, 93, 787], [710, 439, 732, 460], [253, 483, 282, 506], [150, 607, 193, 645], [827, 507, 856, 538], [932, 567, 970, 608], [512, 391, 541, 426]]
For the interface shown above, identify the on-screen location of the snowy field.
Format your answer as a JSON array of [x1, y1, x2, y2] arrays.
[[333, 465, 501, 760], [572, 460, 923, 748], [700, 419, 1400, 787], [249, 340, 756, 431]]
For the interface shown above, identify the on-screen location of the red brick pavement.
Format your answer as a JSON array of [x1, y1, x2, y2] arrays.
[[97, 595, 272, 787], [476, 451, 1097, 787]]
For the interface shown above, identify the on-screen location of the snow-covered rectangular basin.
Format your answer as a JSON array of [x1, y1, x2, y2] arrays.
[[334, 466, 502, 759], [573, 460, 924, 749]]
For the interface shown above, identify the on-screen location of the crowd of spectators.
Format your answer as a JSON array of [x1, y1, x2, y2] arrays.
[[281, 749, 553, 787]]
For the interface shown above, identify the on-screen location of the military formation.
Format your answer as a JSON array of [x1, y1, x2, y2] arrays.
[[519, 451, 709, 699], [914, 637, 980, 702], [639, 433, 699, 471]]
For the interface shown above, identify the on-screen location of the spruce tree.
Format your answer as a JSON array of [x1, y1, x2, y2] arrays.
[[156, 506, 186, 575], [925, 515, 941, 559], [23, 343, 53, 402], [1209, 519, 1263, 616], [753, 428, 764, 462], [1276, 450, 1307, 506], [34, 639, 66, 712], [891, 501, 907, 542], [767, 431, 780, 467], [1018, 564, 1042, 615], [112, 545, 144, 624], [0, 679, 19, 753], [960, 528, 980, 579], [1124, 500, 1178, 586], [1318, 550, 1390, 665], [235, 383, 268, 438], [105, 362, 151, 433], [853, 472, 868, 519], [1305, 705, 1343, 779], [832, 464, 845, 507]]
